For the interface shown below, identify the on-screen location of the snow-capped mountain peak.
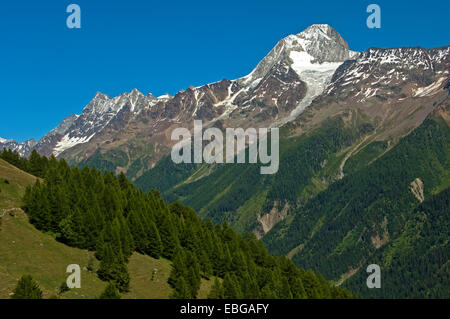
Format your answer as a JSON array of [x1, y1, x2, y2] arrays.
[[241, 24, 357, 84], [235, 24, 359, 124], [93, 91, 110, 101], [294, 24, 359, 62]]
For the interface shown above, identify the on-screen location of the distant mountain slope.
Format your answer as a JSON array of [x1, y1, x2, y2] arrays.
[[263, 111, 449, 297], [343, 186, 449, 298], [136, 114, 374, 234], [135, 101, 449, 298], [133, 39, 449, 237]]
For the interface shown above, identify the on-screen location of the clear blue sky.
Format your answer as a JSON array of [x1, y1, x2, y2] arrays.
[[0, 0, 448, 141]]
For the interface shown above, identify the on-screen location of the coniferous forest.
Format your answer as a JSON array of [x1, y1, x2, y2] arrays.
[[0, 149, 353, 299]]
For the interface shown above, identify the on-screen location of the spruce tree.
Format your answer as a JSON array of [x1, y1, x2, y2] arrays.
[[158, 217, 179, 259], [168, 250, 187, 288], [99, 282, 121, 299], [11, 275, 43, 299], [199, 250, 213, 279], [97, 243, 130, 292], [290, 277, 307, 299], [171, 276, 190, 299], [147, 220, 163, 258], [222, 273, 242, 299], [207, 278, 223, 299]]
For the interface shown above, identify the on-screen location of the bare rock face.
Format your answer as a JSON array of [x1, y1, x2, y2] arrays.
[[410, 178, 425, 203], [255, 202, 290, 238]]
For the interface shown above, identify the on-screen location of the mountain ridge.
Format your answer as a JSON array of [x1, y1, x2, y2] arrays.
[[1, 27, 448, 175], [1, 24, 357, 159]]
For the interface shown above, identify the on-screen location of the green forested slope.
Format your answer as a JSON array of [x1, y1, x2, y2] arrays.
[[0, 157, 210, 299], [132, 108, 449, 298], [263, 116, 449, 297], [135, 115, 374, 234], [0, 150, 352, 299], [343, 187, 449, 298]]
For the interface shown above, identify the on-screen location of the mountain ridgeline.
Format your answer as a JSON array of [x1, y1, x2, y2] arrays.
[[0, 149, 353, 299]]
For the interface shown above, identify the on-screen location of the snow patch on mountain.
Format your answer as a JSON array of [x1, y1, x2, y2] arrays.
[[157, 93, 172, 100], [413, 77, 447, 97], [53, 133, 95, 157], [286, 51, 343, 121]]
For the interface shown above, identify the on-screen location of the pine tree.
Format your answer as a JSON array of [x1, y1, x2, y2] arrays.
[[99, 282, 121, 299], [260, 284, 277, 299], [11, 275, 43, 299], [240, 273, 260, 298], [187, 265, 200, 298], [158, 217, 179, 259], [279, 277, 293, 299], [97, 243, 114, 281], [290, 277, 307, 299], [147, 220, 163, 258], [302, 270, 322, 299], [108, 258, 130, 293], [126, 208, 149, 254], [29, 150, 44, 177], [117, 216, 134, 261], [222, 273, 242, 299], [168, 250, 187, 288], [231, 249, 247, 277], [171, 276, 190, 299], [97, 243, 130, 292], [199, 250, 213, 279], [316, 273, 332, 298], [207, 278, 223, 299], [185, 251, 201, 298], [87, 256, 95, 272], [58, 281, 70, 294]]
